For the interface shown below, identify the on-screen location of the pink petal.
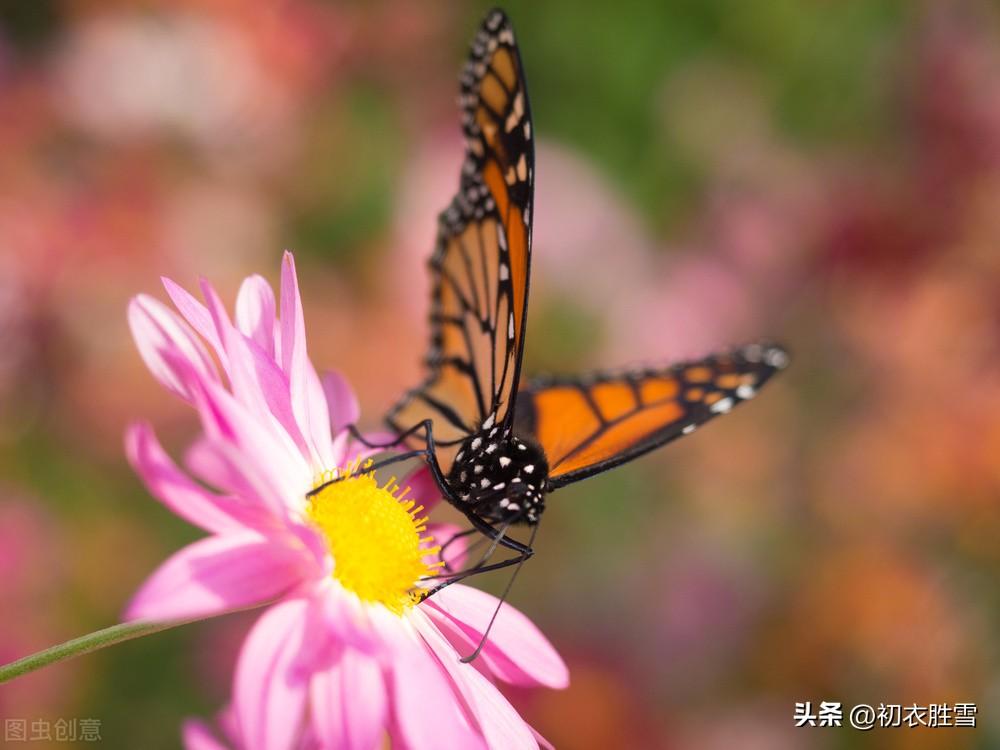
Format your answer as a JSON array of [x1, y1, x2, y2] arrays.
[[200, 279, 269, 418], [371, 609, 485, 750], [424, 585, 569, 689], [532, 727, 556, 750], [181, 719, 230, 750], [128, 295, 218, 401], [235, 597, 312, 750], [162, 276, 226, 368], [298, 725, 322, 750], [181, 442, 329, 578], [304, 362, 335, 467], [330, 431, 352, 468], [217, 704, 244, 746], [279, 252, 333, 468], [201, 281, 312, 461], [235, 274, 277, 357], [126, 422, 274, 535], [414, 611, 538, 750], [245, 340, 312, 455], [125, 533, 308, 622], [166, 349, 310, 517], [320, 584, 381, 654], [184, 438, 276, 517], [321, 370, 359, 436], [279, 252, 303, 376], [310, 648, 387, 750]]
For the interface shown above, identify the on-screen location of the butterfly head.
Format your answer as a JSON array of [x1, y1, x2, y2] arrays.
[[448, 430, 549, 525]]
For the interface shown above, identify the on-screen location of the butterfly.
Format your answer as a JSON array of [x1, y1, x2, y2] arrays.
[[386, 8, 788, 591]]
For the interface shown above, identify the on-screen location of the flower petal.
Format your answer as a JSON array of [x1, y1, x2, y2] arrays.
[[321, 370, 359, 436], [201, 280, 312, 460], [182, 719, 230, 750], [128, 294, 218, 401], [162, 276, 226, 367], [181, 436, 269, 509], [320, 583, 381, 654], [413, 610, 538, 750], [235, 274, 277, 357], [279, 252, 333, 468], [201, 278, 270, 418], [165, 348, 310, 518], [125, 533, 308, 622], [310, 647, 387, 750], [126, 422, 273, 535], [371, 609, 485, 750], [235, 597, 312, 750], [304, 362, 334, 467], [424, 584, 569, 689], [532, 726, 556, 750], [181, 437, 330, 575]]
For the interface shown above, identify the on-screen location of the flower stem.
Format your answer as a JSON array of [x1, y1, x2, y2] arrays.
[[0, 620, 181, 684], [0, 599, 275, 684]]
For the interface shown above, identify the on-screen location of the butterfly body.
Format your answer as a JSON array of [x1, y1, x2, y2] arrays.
[[448, 427, 549, 525]]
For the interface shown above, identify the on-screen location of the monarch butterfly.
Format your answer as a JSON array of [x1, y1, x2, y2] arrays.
[[379, 8, 788, 655]]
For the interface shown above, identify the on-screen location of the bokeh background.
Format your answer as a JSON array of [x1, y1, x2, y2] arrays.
[[2, 1, 1000, 748]]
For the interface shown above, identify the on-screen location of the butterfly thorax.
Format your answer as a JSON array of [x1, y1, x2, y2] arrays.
[[446, 429, 549, 526]]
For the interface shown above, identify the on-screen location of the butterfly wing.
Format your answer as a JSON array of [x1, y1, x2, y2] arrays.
[[514, 343, 789, 489], [387, 9, 534, 475]]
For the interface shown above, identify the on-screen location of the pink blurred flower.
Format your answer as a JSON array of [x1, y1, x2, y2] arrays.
[[126, 252, 567, 750], [611, 254, 756, 363], [55, 12, 299, 167]]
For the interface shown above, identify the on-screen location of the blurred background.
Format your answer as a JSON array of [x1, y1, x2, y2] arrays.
[[2, 0, 1000, 748]]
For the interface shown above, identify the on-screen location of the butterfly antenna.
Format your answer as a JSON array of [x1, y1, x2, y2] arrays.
[[459, 524, 538, 664]]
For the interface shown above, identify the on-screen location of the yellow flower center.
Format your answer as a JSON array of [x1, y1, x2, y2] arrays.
[[307, 466, 439, 614]]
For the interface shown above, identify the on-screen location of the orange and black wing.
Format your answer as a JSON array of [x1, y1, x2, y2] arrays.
[[387, 9, 534, 475], [514, 343, 789, 489]]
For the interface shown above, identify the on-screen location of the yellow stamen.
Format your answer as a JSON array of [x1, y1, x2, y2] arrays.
[[307, 462, 438, 614]]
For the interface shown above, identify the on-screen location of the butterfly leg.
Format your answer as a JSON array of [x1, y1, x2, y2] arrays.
[[421, 522, 539, 664], [464, 512, 533, 556], [421, 513, 534, 589], [418, 419, 482, 516], [309, 418, 466, 507], [459, 523, 538, 663], [305, 449, 429, 497], [347, 417, 456, 496], [417, 547, 533, 664], [420, 544, 534, 597], [346, 421, 428, 451]]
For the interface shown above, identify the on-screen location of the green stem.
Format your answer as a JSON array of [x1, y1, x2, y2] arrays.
[[0, 620, 182, 684], [0, 599, 275, 684]]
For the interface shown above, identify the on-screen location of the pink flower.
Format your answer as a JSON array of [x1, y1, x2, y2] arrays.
[[126, 252, 567, 750]]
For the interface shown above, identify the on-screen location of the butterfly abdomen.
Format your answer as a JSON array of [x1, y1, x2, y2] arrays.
[[447, 430, 549, 525]]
